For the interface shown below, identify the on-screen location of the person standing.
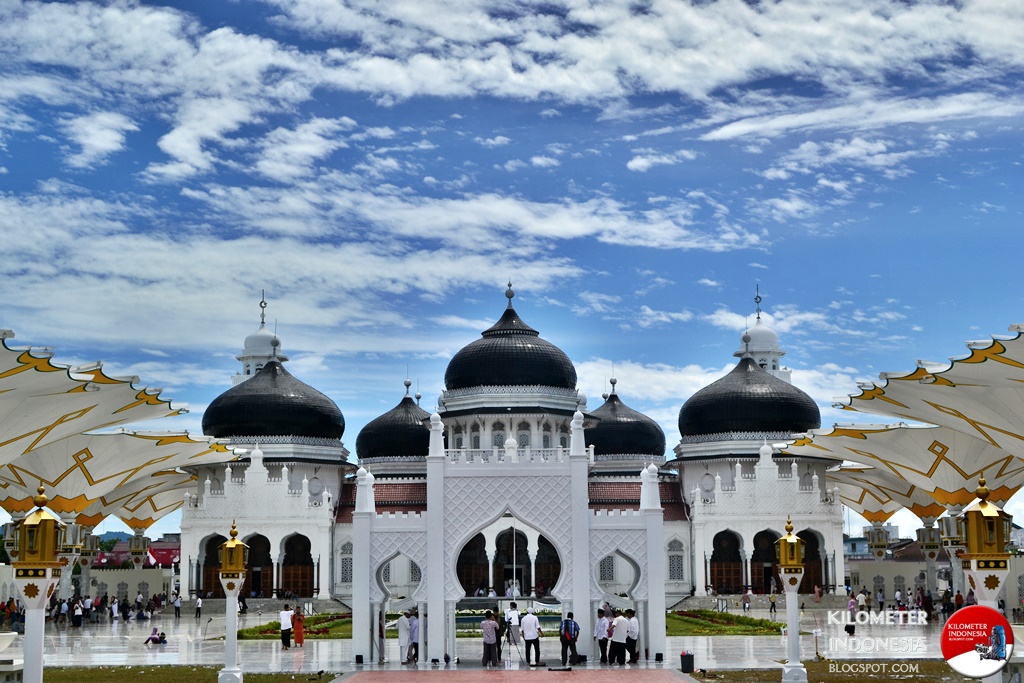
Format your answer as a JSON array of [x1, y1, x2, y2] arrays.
[[505, 602, 521, 645], [520, 607, 542, 666], [593, 608, 609, 663], [856, 590, 867, 612], [625, 608, 640, 663], [173, 593, 181, 618], [408, 611, 419, 662], [397, 610, 411, 663], [293, 606, 305, 647], [769, 593, 777, 615], [876, 589, 885, 612], [195, 596, 202, 620], [608, 608, 629, 665], [559, 611, 580, 666], [481, 611, 499, 668], [741, 591, 751, 613], [279, 604, 293, 650]]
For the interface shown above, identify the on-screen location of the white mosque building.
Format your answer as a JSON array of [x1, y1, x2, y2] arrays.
[[179, 287, 844, 663]]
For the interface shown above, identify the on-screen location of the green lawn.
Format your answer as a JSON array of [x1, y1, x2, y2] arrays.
[[237, 612, 351, 640], [667, 609, 788, 636]]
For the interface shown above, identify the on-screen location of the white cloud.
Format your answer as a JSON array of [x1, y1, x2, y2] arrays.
[[696, 278, 719, 288], [626, 149, 697, 172], [530, 155, 560, 167], [475, 135, 510, 147], [638, 305, 693, 328], [63, 111, 138, 168], [573, 291, 621, 316], [254, 117, 356, 182]]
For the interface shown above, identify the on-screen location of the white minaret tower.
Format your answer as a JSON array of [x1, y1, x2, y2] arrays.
[[733, 286, 792, 383], [232, 291, 289, 385]]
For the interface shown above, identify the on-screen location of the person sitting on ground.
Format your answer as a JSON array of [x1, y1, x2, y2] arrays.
[[143, 627, 161, 645]]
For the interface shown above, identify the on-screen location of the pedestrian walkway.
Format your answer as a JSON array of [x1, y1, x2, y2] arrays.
[[2, 605, 952, 678]]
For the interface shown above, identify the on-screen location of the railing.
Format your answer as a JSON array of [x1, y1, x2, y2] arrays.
[[445, 446, 580, 464]]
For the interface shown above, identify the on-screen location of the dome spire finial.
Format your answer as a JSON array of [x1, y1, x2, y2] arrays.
[[754, 285, 762, 321], [259, 289, 268, 326], [404, 377, 412, 397], [609, 376, 617, 395], [505, 281, 515, 308]]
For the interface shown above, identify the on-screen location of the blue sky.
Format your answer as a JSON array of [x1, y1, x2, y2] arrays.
[[1, 0, 1023, 539]]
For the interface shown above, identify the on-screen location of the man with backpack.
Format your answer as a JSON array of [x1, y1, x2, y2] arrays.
[[559, 611, 580, 666]]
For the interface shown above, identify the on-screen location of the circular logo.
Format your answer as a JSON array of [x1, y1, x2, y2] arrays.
[[941, 605, 1013, 678]]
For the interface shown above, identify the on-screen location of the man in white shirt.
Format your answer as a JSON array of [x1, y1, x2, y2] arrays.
[[856, 591, 867, 612], [408, 612, 419, 663], [609, 609, 630, 665], [625, 608, 640, 663], [279, 604, 293, 650], [520, 607, 542, 666], [593, 608, 609, 663], [397, 610, 411, 663], [505, 602, 521, 644], [194, 596, 202, 620]]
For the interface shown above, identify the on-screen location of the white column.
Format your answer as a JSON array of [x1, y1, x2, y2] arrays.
[[417, 600, 427, 664], [15, 565, 61, 683], [781, 567, 807, 683], [426, 412, 447, 664], [487, 549, 496, 595], [529, 551, 538, 597], [641, 463, 666, 659], [568, 410, 593, 659], [218, 571, 245, 683], [351, 467, 375, 663]]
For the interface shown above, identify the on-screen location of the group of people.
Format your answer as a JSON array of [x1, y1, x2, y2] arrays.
[[593, 607, 640, 665], [483, 603, 642, 669], [278, 604, 307, 650]]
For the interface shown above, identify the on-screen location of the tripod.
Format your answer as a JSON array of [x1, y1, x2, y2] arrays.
[[503, 620, 525, 667]]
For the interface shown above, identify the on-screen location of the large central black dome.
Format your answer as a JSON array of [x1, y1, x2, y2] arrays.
[[586, 383, 666, 456], [203, 359, 345, 440], [444, 287, 577, 390], [678, 356, 820, 437]]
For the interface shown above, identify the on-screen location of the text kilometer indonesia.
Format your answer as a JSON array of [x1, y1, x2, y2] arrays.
[[826, 610, 928, 625], [946, 624, 989, 638]]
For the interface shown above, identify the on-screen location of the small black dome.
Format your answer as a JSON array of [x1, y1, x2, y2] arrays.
[[356, 391, 431, 459], [586, 386, 665, 456], [444, 290, 576, 390], [203, 360, 345, 440], [678, 357, 820, 437]]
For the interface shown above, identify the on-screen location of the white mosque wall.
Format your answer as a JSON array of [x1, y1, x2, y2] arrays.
[[84, 567, 174, 601], [846, 559, 950, 602]]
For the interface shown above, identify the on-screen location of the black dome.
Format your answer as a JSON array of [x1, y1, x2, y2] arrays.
[[356, 392, 431, 459], [203, 360, 345, 440], [678, 357, 820, 437], [444, 294, 577, 390], [586, 387, 665, 456]]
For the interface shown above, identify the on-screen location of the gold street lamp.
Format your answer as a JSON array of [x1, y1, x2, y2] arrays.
[[218, 521, 249, 683], [775, 517, 807, 683], [13, 487, 67, 683]]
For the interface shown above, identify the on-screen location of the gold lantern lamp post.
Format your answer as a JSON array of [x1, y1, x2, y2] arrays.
[[775, 516, 807, 683], [218, 521, 249, 683], [958, 478, 1011, 610], [12, 486, 67, 683]]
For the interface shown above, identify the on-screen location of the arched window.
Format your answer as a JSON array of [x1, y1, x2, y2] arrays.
[[599, 556, 615, 582], [668, 540, 686, 580], [340, 542, 353, 583]]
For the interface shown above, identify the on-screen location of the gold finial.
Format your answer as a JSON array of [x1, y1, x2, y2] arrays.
[[976, 477, 989, 501], [230, 520, 238, 539], [33, 485, 47, 509], [785, 516, 794, 534]]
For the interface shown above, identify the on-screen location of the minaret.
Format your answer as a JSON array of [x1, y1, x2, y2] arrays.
[[733, 286, 791, 383], [233, 292, 289, 385]]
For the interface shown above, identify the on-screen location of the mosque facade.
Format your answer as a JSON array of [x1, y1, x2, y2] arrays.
[[178, 287, 844, 663]]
